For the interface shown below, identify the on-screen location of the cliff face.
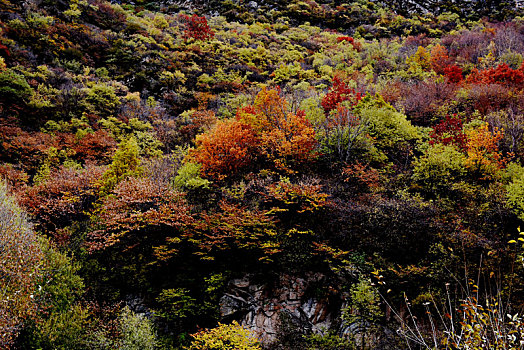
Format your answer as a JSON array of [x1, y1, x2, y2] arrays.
[[220, 273, 337, 344], [219, 273, 400, 348]]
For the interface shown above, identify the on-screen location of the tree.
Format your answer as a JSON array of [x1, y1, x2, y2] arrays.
[[0, 68, 32, 109], [88, 177, 192, 253], [99, 136, 142, 196], [318, 102, 371, 163], [0, 183, 45, 349], [321, 76, 362, 115], [507, 170, 524, 221], [189, 321, 261, 350], [412, 143, 466, 196], [16, 242, 89, 350], [239, 87, 317, 170], [406, 46, 431, 72], [429, 115, 467, 151], [180, 14, 214, 41], [20, 164, 105, 239], [190, 118, 258, 181], [444, 65, 463, 83], [191, 200, 278, 263], [117, 307, 158, 350], [466, 63, 524, 88], [430, 44, 452, 75], [464, 122, 505, 180]]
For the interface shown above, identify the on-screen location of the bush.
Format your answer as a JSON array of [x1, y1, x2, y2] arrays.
[[413, 144, 466, 196], [189, 321, 261, 350], [117, 306, 158, 350], [0, 183, 45, 348]]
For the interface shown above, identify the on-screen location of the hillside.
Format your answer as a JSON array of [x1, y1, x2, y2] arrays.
[[1, 0, 524, 349]]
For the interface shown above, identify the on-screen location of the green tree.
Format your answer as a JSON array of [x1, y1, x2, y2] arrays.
[[507, 170, 524, 221], [118, 307, 158, 350], [99, 136, 142, 196], [412, 143, 466, 196]]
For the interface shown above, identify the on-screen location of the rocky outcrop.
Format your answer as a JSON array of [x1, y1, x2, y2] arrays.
[[219, 273, 339, 345]]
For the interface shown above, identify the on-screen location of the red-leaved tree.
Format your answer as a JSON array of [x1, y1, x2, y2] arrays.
[[429, 115, 467, 151], [321, 76, 362, 115], [180, 14, 214, 41]]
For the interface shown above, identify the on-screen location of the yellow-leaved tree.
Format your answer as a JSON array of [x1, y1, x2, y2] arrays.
[[189, 321, 261, 350]]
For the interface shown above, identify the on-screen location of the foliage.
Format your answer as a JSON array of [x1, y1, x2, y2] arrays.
[[464, 122, 506, 179], [191, 200, 278, 262], [180, 14, 215, 41], [190, 118, 258, 180], [16, 241, 88, 350], [354, 96, 420, 162], [507, 171, 524, 221], [413, 143, 466, 196], [242, 87, 318, 170], [305, 331, 354, 350], [321, 76, 362, 115], [0, 184, 45, 349], [173, 161, 210, 191], [3, 0, 524, 348], [0, 69, 33, 104], [188, 321, 261, 350], [117, 306, 158, 350], [429, 115, 467, 151], [466, 63, 524, 87], [99, 136, 142, 196], [88, 177, 192, 253], [20, 164, 104, 238]]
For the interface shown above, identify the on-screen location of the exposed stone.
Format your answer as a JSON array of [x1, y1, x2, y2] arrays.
[[219, 273, 337, 345]]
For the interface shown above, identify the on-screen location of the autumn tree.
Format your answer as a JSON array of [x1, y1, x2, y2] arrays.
[[238, 87, 317, 170], [88, 177, 192, 253], [429, 115, 468, 151], [444, 65, 463, 83], [466, 63, 524, 87], [0, 183, 45, 349], [190, 200, 279, 263], [319, 102, 371, 163], [189, 321, 261, 350], [190, 118, 258, 181], [321, 76, 362, 115], [99, 136, 142, 196], [464, 122, 506, 179], [180, 14, 214, 41], [430, 44, 452, 75], [20, 164, 104, 241], [406, 46, 431, 72]]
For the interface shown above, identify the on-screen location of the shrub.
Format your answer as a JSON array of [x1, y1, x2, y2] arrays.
[[412, 144, 466, 196], [180, 14, 214, 41], [190, 118, 258, 181], [117, 306, 158, 350], [0, 183, 45, 348], [189, 321, 261, 350]]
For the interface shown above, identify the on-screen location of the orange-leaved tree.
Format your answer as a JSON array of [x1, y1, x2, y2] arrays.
[[237, 87, 317, 170], [430, 44, 452, 75], [464, 122, 506, 179], [190, 118, 258, 180]]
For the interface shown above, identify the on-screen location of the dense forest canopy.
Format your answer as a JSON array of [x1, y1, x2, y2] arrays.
[[2, 0, 524, 348]]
